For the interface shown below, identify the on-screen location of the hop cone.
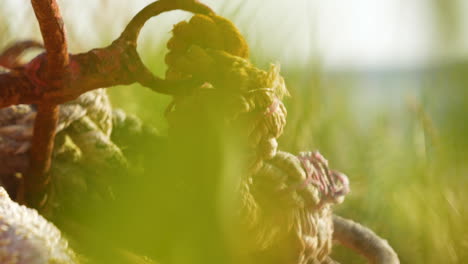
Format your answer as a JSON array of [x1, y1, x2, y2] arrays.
[[0, 187, 77, 264]]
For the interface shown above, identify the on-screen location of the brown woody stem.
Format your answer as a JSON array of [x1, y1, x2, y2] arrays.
[[30, 0, 69, 78], [26, 104, 58, 197], [0, 0, 214, 110], [22, 0, 69, 206]]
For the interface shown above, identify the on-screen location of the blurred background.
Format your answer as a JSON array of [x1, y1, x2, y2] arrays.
[[2, 0, 468, 263]]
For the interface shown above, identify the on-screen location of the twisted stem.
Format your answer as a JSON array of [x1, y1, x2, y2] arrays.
[[23, 0, 69, 207], [0, 0, 214, 110], [333, 215, 400, 264]]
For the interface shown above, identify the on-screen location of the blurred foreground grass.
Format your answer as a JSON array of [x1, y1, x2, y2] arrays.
[[109, 50, 468, 263]]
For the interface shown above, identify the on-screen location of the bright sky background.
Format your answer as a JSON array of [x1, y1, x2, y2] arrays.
[[1, 0, 461, 70]]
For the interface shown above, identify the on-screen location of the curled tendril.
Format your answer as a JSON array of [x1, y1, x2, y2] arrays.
[[112, 0, 215, 94], [0, 40, 43, 70], [120, 0, 214, 44]]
